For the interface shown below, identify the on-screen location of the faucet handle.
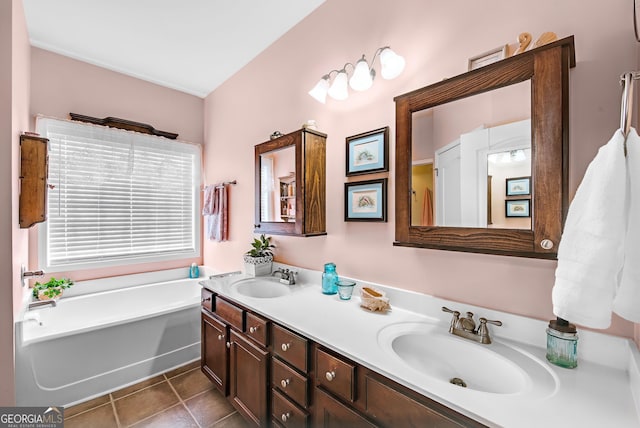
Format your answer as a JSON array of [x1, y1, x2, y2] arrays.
[[441, 307, 460, 333], [441, 306, 459, 315], [478, 317, 502, 344]]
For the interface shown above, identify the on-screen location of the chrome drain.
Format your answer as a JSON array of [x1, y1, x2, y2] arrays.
[[449, 377, 467, 388]]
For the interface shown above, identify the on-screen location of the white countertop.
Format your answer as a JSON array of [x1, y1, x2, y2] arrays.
[[201, 264, 640, 428]]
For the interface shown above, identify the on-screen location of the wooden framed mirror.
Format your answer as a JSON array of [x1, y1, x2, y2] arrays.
[[394, 36, 575, 258]]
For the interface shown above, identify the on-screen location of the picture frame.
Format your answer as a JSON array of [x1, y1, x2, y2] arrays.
[[505, 176, 531, 196], [344, 178, 387, 222], [505, 199, 530, 218], [346, 127, 389, 176], [468, 45, 508, 71]]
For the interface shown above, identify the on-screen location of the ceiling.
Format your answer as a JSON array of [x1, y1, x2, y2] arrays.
[[22, 0, 325, 98]]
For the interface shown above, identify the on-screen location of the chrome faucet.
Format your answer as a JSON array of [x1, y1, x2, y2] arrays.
[[442, 306, 502, 344], [28, 300, 57, 310], [272, 268, 296, 285]]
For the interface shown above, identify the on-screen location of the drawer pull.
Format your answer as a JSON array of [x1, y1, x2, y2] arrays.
[[281, 412, 291, 422], [249, 326, 259, 334], [281, 343, 291, 352], [280, 378, 290, 388], [201, 297, 211, 303], [226, 342, 231, 349], [325, 370, 336, 381], [217, 334, 224, 341]]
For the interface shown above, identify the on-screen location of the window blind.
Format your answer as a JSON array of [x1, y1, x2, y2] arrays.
[[36, 116, 201, 271]]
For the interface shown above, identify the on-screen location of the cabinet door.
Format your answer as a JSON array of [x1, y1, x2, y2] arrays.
[[313, 389, 375, 428], [229, 330, 269, 427], [201, 310, 229, 395]]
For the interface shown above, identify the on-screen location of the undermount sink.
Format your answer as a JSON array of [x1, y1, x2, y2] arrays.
[[231, 277, 291, 298], [377, 322, 557, 397]]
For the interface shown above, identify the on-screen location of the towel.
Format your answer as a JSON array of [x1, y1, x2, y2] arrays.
[[552, 129, 628, 328], [613, 128, 640, 321], [203, 184, 229, 242], [422, 188, 433, 226]]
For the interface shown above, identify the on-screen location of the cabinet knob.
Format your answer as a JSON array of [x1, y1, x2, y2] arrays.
[[325, 371, 336, 382], [280, 378, 290, 388], [281, 412, 291, 422], [541, 239, 554, 250], [226, 342, 231, 349], [217, 334, 224, 341], [249, 326, 259, 334], [281, 343, 291, 352]]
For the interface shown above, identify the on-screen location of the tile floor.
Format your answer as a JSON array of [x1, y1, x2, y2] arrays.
[[64, 361, 249, 428]]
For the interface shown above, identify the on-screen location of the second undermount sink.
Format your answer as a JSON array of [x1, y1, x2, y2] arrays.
[[231, 277, 291, 299], [377, 322, 557, 397]]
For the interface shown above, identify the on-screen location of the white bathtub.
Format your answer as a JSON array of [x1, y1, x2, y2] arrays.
[[15, 271, 204, 407]]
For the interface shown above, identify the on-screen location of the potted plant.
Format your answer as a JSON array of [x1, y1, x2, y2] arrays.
[[32, 277, 74, 301], [243, 234, 275, 276]]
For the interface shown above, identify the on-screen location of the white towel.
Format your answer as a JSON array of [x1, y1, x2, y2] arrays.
[[552, 129, 628, 328], [613, 128, 640, 321]]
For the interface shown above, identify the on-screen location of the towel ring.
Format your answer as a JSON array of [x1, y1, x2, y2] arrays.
[[621, 72, 634, 137]]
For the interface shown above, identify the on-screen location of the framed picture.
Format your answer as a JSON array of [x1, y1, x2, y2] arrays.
[[505, 176, 531, 196], [468, 45, 508, 71], [344, 178, 387, 222], [505, 199, 530, 218], [346, 127, 389, 176]]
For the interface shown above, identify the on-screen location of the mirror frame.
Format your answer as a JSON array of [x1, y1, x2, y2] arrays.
[[394, 36, 575, 258], [255, 132, 302, 235]]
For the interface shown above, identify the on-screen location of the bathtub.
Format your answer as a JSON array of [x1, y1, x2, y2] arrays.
[[15, 270, 204, 407]]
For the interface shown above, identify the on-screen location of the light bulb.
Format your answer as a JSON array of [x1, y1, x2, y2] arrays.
[[308, 76, 330, 104], [328, 70, 349, 100], [380, 47, 406, 80], [349, 57, 373, 91]]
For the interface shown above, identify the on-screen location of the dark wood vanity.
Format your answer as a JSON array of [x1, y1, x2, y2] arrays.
[[394, 36, 575, 258], [200, 288, 486, 427]]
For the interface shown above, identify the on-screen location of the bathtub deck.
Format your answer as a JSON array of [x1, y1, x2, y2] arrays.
[[63, 361, 249, 428]]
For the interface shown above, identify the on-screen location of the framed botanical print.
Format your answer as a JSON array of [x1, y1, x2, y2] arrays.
[[344, 178, 387, 222], [345, 127, 389, 176]]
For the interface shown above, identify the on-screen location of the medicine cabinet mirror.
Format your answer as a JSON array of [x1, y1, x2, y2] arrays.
[[394, 36, 575, 258], [254, 128, 327, 236]]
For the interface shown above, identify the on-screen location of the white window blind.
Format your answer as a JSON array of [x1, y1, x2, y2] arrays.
[[36, 116, 201, 271]]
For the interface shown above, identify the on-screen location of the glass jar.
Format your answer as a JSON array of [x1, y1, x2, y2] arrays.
[[322, 262, 338, 295], [546, 318, 578, 369]]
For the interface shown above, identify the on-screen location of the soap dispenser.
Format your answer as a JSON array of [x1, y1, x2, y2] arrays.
[[189, 263, 199, 279], [546, 317, 578, 368]]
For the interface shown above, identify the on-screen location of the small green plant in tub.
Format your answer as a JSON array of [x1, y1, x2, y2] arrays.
[[32, 277, 74, 300]]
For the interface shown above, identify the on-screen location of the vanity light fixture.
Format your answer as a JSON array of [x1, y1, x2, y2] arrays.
[[308, 46, 405, 104]]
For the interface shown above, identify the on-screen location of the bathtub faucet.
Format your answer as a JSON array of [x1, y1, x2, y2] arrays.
[[21, 267, 45, 287], [28, 300, 56, 310]]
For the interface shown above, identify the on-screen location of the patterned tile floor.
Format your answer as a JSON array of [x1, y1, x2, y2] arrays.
[[64, 361, 249, 428]]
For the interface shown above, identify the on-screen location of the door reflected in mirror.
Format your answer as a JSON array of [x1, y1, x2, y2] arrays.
[[410, 81, 531, 230], [260, 145, 295, 222]]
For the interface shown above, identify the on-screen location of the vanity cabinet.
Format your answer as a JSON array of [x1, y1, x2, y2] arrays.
[[254, 128, 327, 236], [200, 292, 270, 427], [201, 288, 486, 427]]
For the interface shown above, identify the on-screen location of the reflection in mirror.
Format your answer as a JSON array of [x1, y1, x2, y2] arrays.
[[410, 81, 531, 229], [260, 145, 295, 222]]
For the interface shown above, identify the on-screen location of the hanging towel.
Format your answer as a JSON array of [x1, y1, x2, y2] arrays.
[[613, 128, 640, 321], [552, 129, 628, 328], [422, 188, 434, 226], [203, 184, 229, 242]]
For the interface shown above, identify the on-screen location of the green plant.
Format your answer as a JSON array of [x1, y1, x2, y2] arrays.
[[245, 234, 275, 258], [32, 277, 74, 299]]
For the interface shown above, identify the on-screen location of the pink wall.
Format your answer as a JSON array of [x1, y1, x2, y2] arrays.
[[204, 0, 639, 338], [0, 0, 31, 406], [28, 48, 205, 282]]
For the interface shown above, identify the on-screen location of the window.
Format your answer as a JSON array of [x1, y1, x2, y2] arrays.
[[36, 117, 201, 271]]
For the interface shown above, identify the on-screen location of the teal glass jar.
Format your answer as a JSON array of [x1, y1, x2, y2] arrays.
[[322, 262, 338, 295], [546, 318, 578, 369]]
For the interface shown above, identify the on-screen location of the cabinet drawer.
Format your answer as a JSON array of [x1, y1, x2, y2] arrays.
[[272, 324, 308, 372], [316, 348, 356, 403], [272, 388, 308, 428], [272, 357, 308, 408], [215, 297, 244, 331], [201, 288, 214, 313], [245, 312, 269, 347]]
